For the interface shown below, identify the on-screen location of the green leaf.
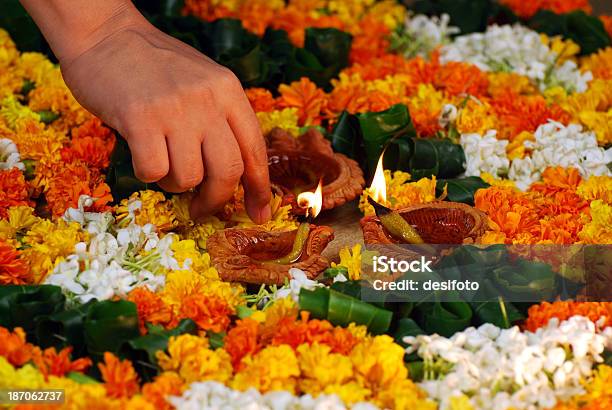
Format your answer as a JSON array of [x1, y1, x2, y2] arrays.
[[134, 0, 185, 17], [67, 371, 99, 384], [299, 287, 392, 334], [492, 259, 558, 301], [84, 300, 140, 361], [394, 318, 424, 347], [0, 285, 65, 334], [412, 0, 493, 34], [529, 10, 611, 55], [470, 299, 524, 328], [35, 301, 94, 355], [414, 301, 473, 337], [328, 111, 365, 162], [436, 176, 490, 205], [359, 104, 414, 174]]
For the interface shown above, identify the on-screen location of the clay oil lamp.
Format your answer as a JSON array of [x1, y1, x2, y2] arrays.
[[360, 152, 488, 247], [266, 127, 365, 214], [207, 181, 335, 285]]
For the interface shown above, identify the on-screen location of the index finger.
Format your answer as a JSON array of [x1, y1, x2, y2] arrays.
[[225, 86, 272, 223]]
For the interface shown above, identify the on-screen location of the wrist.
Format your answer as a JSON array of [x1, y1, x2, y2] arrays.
[[20, 0, 153, 64]]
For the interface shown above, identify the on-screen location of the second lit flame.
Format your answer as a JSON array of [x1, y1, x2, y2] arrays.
[[297, 179, 323, 218], [370, 153, 387, 204]]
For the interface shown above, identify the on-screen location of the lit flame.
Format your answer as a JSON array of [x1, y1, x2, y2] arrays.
[[297, 179, 323, 218], [370, 153, 387, 203]]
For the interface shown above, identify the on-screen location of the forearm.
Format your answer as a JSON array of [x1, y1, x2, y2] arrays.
[[19, 0, 148, 63]]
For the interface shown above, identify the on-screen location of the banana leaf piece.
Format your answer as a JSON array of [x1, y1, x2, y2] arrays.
[[436, 176, 489, 205], [328, 111, 365, 163], [299, 287, 392, 334], [0, 285, 65, 334], [84, 300, 140, 361], [412, 0, 494, 34], [35, 301, 95, 355], [414, 301, 473, 337], [529, 10, 610, 55], [492, 259, 557, 302], [408, 138, 465, 179], [470, 298, 523, 328]]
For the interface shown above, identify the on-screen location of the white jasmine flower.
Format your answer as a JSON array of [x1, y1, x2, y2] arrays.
[[0, 138, 25, 171], [169, 381, 377, 410], [404, 316, 611, 410], [460, 130, 509, 178], [393, 14, 459, 58], [438, 103, 458, 128], [274, 268, 324, 302], [508, 121, 611, 189], [441, 24, 592, 93]]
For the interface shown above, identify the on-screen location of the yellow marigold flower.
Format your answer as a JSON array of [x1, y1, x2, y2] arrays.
[[0, 205, 40, 241], [543, 86, 568, 105], [507, 130, 534, 160], [116, 190, 177, 233], [231, 194, 298, 231], [21, 219, 87, 283], [0, 95, 38, 129], [13, 52, 57, 85], [579, 200, 612, 244], [479, 230, 507, 245], [157, 334, 232, 384], [350, 335, 408, 388], [375, 378, 436, 410], [9, 117, 65, 163], [480, 173, 517, 190], [331, 244, 363, 280], [297, 342, 354, 395], [578, 109, 612, 145], [161, 269, 243, 315], [346, 323, 368, 340], [256, 108, 300, 136], [231, 345, 300, 393], [323, 381, 371, 406], [448, 395, 476, 410], [580, 46, 612, 80], [487, 72, 537, 97], [540, 34, 580, 64], [46, 375, 121, 410], [0, 357, 44, 390], [172, 194, 227, 249], [364, 0, 407, 30], [577, 175, 612, 204], [455, 98, 498, 135], [0, 29, 19, 69], [170, 238, 219, 279], [28, 84, 92, 133], [325, 0, 375, 26], [263, 297, 299, 328], [367, 74, 409, 101]]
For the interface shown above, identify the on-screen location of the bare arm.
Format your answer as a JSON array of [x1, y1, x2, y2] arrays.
[[20, 0, 272, 223]]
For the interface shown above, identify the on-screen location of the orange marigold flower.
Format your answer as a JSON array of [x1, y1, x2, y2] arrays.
[[530, 167, 583, 196], [277, 77, 327, 126], [0, 326, 37, 366], [246, 88, 277, 112], [32, 346, 91, 380], [433, 61, 489, 97], [500, 0, 591, 19], [127, 287, 174, 335], [0, 240, 31, 285], [141, 372, 184, 410], [223, 318, 262, 370], [42, 160, 112, 217], [98, 352, 140, 399], [0, 169, 33, 219], [178, 293, 233, 333], [349, 17, 391, 65], [524, 301, 612, 332], [491, 92, 570, 139]]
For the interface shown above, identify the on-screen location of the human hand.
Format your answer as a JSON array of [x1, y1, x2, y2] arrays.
[[57, 6, 271, 223]]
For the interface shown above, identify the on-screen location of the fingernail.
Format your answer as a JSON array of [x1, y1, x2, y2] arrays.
[[258, 204, 272, 224]]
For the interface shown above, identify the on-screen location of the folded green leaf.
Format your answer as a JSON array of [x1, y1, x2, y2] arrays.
[[414, 301, 473, 337], [299, 287, 392, 334], [84, 300, 140, 361], [436, 176, 490, 205], [0, 285, 65, 334]]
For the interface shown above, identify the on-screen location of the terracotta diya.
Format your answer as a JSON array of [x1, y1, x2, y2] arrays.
[[266, 127, 365, 214], [207, 182, 335, 285], [360, 154, 488, 246]]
